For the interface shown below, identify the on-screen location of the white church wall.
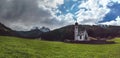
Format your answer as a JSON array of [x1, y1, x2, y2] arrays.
[[74, 22, 89, 41]]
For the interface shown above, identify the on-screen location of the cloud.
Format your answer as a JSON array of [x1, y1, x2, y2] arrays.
[[57, 13, 74, 24], [0, 0, 120, 31], [38, 0, 64, 8], [75, 0, 120, 25], [111, 0, 120, 3], [76, 0, 110, 24], [0, 0, 65, 31]]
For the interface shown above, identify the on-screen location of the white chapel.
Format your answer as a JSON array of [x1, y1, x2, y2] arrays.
[[74, 22, 89, 41]]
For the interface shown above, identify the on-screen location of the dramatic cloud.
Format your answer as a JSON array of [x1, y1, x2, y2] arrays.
[[77, 0, 120, 25], [0, 0, 66, 31], [76, 0, 110, 25], [0, 0, 120, 31], [38, 0, 64, 8]]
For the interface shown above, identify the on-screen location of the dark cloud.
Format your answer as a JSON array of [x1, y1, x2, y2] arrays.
[[0, 0, 66, 31]]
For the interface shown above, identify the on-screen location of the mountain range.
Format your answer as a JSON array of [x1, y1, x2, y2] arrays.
[[0, 22, 50, 38], [0, 22, 120, 41], [0, 22, 14, 36]]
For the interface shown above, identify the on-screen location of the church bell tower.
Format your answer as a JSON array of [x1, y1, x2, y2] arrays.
[[74, 22, 79, 41]]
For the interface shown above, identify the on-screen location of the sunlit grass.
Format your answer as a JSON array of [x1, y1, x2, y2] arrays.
[[0, 36, 120, 58]]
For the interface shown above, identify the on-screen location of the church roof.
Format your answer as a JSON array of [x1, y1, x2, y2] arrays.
[[75, 22, 78, 25]]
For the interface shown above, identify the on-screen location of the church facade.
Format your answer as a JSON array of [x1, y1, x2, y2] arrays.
[[74, 22, 89, 41]]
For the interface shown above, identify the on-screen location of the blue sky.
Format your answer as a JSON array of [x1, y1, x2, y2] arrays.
[[57, 0, 80, 16], [101, 2, 120, 22], [0, 0, 120, 31]]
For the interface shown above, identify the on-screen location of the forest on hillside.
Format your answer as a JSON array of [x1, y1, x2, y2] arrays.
[[1, 22, 120, 41]]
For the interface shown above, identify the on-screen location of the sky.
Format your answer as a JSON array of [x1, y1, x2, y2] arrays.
[[0, 0, 120, 31]]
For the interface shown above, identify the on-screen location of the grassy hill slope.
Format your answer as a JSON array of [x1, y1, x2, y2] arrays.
[[0, 36, 120, 58]]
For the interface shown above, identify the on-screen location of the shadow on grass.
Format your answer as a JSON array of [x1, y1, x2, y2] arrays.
[[64, 40, 116, 45]]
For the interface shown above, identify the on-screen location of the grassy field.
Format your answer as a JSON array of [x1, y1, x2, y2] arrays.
[[0, 36, 120, 58]]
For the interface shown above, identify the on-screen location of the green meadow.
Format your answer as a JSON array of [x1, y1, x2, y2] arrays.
[[0, 36, 120, 58]]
